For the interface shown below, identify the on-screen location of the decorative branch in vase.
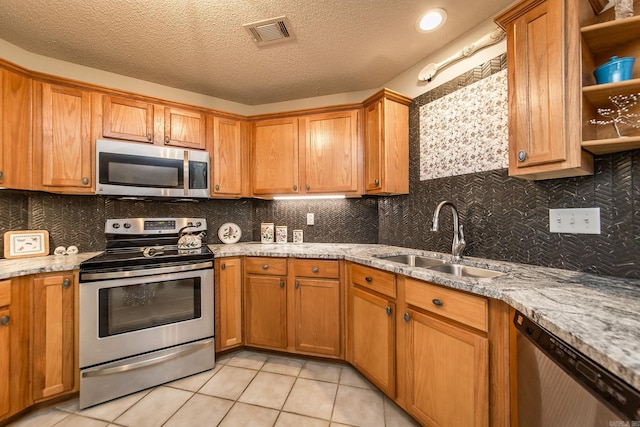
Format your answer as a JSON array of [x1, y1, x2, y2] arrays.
[[590, 93, 640, 138]]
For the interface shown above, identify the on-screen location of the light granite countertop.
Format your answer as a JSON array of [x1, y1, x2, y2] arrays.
[[2, 242, 639, 391]]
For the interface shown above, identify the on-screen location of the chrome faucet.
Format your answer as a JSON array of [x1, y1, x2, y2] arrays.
[[431, 201, 466, 262]]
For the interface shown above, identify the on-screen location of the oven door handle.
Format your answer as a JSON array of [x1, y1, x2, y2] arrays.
[[81, 338, 214, 378], [81, 260, 213, 281]]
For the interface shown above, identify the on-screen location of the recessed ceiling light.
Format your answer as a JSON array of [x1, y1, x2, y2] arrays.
[[417, 8, 447, 32]]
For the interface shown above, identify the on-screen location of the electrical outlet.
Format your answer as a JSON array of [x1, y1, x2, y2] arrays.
[[306, 213, 315, 226], [549, 208, 601, 234]]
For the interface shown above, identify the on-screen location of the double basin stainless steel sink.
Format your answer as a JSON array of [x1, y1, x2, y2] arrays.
[[374, 254, 503, 279]]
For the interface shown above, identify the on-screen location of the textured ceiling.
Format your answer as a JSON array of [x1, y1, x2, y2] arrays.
[[0, 0, 514, 105]]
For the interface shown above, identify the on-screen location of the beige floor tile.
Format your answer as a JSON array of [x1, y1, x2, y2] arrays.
[[239, 371, 296, 409], [329, 423, 354, 427], [339, 366, 377, 390], [383, 396, 420, 426], [75, 390, 150, 422], [113, 386, 192, 427], [283, 378, 338, 420], [199, 365, 257, 400], [331, 385, 385, 427], [8, 408, 70, 427], [218, 402, 279, 427], [225, 350, 268, 370], [299, 360, 342, 383], [55, 399, 80, 413], [163, 393, 233, 427], [276, 412, 330, 427], [262, 354, 305, 376], [166, 365, 220, 392], [52, 414, 109, 427]]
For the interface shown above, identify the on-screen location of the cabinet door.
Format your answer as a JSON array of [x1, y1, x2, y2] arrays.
[[302, 110, 359, 194], [364, 99, 384, 192], [293, 278, 341, 356], [32, 273, 76, 401], [212, 116, 243, 196], [405, 309, 488, 427], [244, 275, 287, 349], [349, 287, 395, 397], [0, 69, 32, 190], [252, 118, 299, 195], [216, 258, 243, 351], [40, 83, 92, 191], [164, 106, 206, 149], [102, 96, 154, 143], [0, 306, 9, 419]]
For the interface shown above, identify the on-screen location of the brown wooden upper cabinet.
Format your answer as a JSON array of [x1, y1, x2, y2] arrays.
[[363, 89, 410, 195], [101, 95, 206, 150], [495, 0, 593, 180], [209, 116, 248, 198], [0, 68, 32, 191], [252, 117, 300, 195], [35, 82, 93, 193]]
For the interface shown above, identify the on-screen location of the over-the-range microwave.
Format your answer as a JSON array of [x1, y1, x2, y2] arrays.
[[96, 139, 209, 199]]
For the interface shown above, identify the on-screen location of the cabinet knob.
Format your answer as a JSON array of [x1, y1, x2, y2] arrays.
[[62, 278, 71, 288], [386, 306, 392, 316], [165, 135, 171, 144], [0, 315, 9, 326], [374, 179, 379, 186], [432, 298, 443, 307], [221, 263, 226, 270], [311, 267, 319, 273], [0, 171, 4, 180], [262, 264, 269, 270], [306, 184, 310, 191], [517, 150, 527, 162], [293, 184, 298, 191], [365, 276, 373, 283], [295, 281, 299, 289], [215, 184, 220, 191], [279, 279, 285, 288], [82, 177, 89, 185], [403, 312, 410, 322], [147, 133, 152, 141]]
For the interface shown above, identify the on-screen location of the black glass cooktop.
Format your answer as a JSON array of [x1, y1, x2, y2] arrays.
[[80, 245, 213, 271]]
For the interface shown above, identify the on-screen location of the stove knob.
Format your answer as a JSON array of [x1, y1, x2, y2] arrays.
[[123, 223, 131, 229], [112, 223, 120, 229]]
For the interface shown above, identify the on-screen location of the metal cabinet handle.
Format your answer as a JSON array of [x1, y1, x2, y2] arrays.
[[386, 306, 392, 316], [262, 264, 269, 270], [0, 171, 4, 180], [432, 298, 443, 307], [279, 279, 285, 288], [62, 278, 71, 288], [403, 312, 410, 322], [215, 184, 220, 191], [365, 276, 373, 282], [147, 133, 152, 141], [82, 177, 89, 185], [221, 263, 226, 270], [306, 184, 310, 191], [517, 150, 527, 162], [165, 135, 170, 144], [311, 267, 319, 273], [374, 178, 379, 186], [0, 315, 9, 326], [295, 281, 299, 289], [293, 184, 298, 191]]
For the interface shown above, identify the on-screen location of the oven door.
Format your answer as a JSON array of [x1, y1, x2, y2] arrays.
[[80, 265, 213, 368]]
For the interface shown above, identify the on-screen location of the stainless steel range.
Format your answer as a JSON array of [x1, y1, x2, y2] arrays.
[[78, 217, 215, 409]]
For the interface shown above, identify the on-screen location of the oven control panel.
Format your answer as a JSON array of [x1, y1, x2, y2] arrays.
[[105, 217, 206, 235]]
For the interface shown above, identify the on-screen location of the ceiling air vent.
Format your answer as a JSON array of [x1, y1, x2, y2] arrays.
[[243, 16, 295, 46]]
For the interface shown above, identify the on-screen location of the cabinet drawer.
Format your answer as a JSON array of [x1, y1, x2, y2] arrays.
[[245, 257, 287, 275], [350, 264, 396, 298], [0, 280, 9, 307], [405, 279, 488, 332], [293, 259, 339, 279]]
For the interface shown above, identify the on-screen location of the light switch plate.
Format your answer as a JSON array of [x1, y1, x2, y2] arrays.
[[306, 213, 315, 225], [549, 208, 601, 234]]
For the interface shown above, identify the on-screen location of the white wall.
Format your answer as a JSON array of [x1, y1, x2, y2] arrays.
[[0, 16, 505, 115]]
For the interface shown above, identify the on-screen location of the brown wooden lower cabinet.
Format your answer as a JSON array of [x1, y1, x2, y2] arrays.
[[244, 274, 288, 349], [215, 257, 243, 351]]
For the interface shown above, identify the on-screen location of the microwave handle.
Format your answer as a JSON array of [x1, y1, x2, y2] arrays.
[[183, 150, 189, 196]]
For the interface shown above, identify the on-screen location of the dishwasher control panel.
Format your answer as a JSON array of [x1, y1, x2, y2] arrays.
[[514, 311, 640, 421]]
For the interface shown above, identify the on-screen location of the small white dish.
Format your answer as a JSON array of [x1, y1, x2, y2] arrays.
[[54, 246, 67, 256], [218, 223, 242, 244], [66, 245, 79, 255]]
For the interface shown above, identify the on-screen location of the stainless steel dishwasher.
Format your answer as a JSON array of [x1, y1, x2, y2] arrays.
[[514, 310, 640, 426]]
